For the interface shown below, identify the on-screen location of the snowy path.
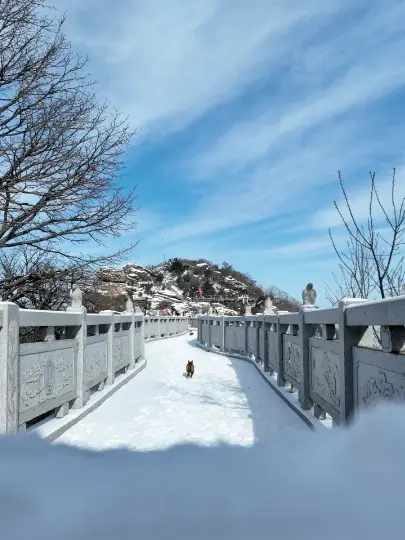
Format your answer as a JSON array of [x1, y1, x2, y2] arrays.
[[57, 334, 307, 451]]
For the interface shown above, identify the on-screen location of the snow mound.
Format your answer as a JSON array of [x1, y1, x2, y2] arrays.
[[1, 404, 404, 539]]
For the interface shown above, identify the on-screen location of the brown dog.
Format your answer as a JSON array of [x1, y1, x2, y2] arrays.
[[186, 360, 194, 378]]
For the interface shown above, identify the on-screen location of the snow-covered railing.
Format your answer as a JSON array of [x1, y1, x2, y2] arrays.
[[196, 296, 405, 427], [189, 317, 198, 328], [0, 293, 188, 434]]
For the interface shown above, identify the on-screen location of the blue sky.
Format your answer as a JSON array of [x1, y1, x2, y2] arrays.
[[56, 0, 405, 307]]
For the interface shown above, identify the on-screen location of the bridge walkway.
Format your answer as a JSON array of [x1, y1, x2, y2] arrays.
[[57, 334, 307, 451]]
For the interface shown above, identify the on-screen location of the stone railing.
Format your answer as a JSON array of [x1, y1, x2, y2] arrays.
[[189, 317, 198, 329], [196, 296, 405, 427], [0, 295, 188, 434]]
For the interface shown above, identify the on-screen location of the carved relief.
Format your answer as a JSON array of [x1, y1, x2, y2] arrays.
[[247, 328, 256, 354], [85, 342, 107, 382], [362, 370, 405, 408], [21, 352, 73, 409], [113, 337, 128, 368], [312, 350, 340, 409], [284, 341, 301, 383], [226, 327, 244, 352], [268, 332, 278, 371]]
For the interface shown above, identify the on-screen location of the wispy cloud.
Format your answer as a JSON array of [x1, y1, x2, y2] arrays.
[[55, 0, 405, 302], [57, 0, 342, 138]]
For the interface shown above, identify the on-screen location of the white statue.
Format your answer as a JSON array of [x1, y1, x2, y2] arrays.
[[302, 283, 316, 306], [125, 295, 134, 312], [264, 296, 274, 314], [245, 304, 252, 315], [70, 285, 83, 309]]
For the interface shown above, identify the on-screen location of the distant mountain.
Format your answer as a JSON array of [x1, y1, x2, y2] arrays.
[[83, 258, 300, 315]]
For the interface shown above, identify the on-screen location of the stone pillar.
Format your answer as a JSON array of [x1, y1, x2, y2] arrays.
[[276, 311, 289, 387], [299, 305, 318, 410], [338, 298, 367, 426], [125, 296, 136, 370], [137, 308, 145, 363], [101, 310, 115, 385], [243, 317, 248, 357], [0, 302, 20, 433], [263, 317, 270, 371], [67, 288, 87, 409], [221, 316, 225, 352], [255, 317, 260, 362]]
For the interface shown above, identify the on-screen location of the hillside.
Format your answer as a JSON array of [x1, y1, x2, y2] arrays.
[[83, 258, 300, 315]]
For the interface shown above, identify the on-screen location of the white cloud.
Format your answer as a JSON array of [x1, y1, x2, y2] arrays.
[[191, 1, 405, 178], [57, 0, 342, 138], [55, 0, 405, 291]]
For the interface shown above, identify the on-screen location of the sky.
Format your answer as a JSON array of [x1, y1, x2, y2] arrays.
[[55, 0, 405, 307]]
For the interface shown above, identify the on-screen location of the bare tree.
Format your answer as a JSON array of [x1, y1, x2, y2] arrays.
[[326, 169, 405, 305], [0, 0, 137, 302]]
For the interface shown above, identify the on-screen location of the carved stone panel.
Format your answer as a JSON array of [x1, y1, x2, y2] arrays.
[[201, 322, 209, 344], [283, 337, 301, 385], [20, 343, 75, 422], [211, 324, 222, 348], [358, 363, 405, 409], [225, 326, 245, 353], [247, 326, 256, 355], [85, 340, 107, 388], [113, 335, 129, 371], [310, 345, 340, 411], [268, 331, 278, 372]]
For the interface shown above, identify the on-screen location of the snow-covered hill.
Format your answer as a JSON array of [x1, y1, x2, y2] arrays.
[[85, 258, 298, 315]]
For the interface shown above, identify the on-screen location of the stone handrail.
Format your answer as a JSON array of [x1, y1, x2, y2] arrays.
[[195, 296, 405, 427], [0, 301, 188, 434]]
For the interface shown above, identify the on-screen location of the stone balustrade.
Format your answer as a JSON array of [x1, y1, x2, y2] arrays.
[[0, 298, 188, 434], [196, 296, 405, 427], [189, 317, 198, 329]]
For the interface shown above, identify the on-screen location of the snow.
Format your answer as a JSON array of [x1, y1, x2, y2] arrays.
[[56, 334, 307, 451], [1, 396, 405, 537]]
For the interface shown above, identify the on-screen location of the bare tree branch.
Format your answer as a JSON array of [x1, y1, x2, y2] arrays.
[[0, 0, 139, 305], [326, 169, 405, 305]]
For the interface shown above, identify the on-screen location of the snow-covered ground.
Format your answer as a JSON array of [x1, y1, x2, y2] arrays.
[[57, 334, 307, 451], [1, 334, 405, 538]]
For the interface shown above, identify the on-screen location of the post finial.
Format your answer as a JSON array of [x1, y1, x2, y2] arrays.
[[125, 295, 134, 312], [264, 296, 274, 314], [69, 285, 83, 309], [302, 283, 317, 307]]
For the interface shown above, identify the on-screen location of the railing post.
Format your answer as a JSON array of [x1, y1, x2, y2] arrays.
[[101, 310, 115, 385], [125, 297, 136, 370], [276, 311, 289, 387], [140, 312, 145, 362], [255, 317, 260, 362], [244, 317, 248, 357], [221, 316, 225, 352], [67, 288, 87, 409], [0, 302, 20, 433], [263, 318, 269, 371], [338, 298, 368, 426], [299, 306, 317, 410], [207, 314, 211, 349]]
